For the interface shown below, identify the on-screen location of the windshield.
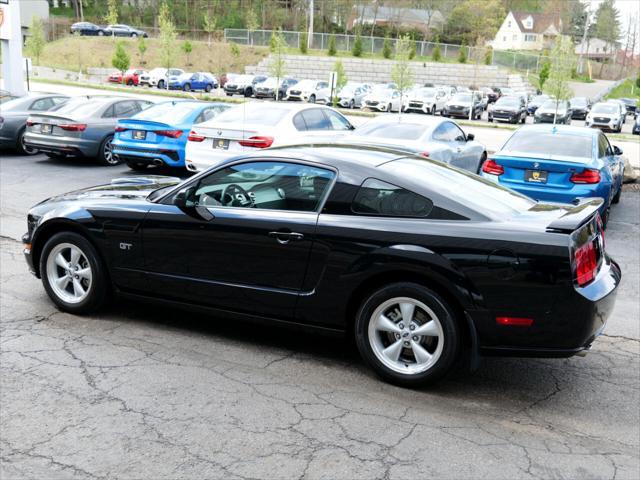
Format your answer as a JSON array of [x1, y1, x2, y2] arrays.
[[531, 95, 549, 103], [260, 78, 277, 88], [356, 122, 426, 140], [570, 97, 588, 107], [592, 103, 618, 114], [296, 80, 315, 89], [211, 105, 289, 126], [133, 102, 201, 123], [496, 96, 520, 107], [502, 130, 593, 160], [382, 158, 535, 218], [539, 100, 565, 110], [417, 88, 436, 97], [451, 93, 471, 103]]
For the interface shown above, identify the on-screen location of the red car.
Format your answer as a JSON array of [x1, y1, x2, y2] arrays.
[[107, 69, 146, 86]]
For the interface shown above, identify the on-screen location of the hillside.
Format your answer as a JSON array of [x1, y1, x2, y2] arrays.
[[37, 36, 269, 74]]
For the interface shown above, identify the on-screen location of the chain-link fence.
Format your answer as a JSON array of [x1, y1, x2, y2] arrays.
[[224, 28, 550, 74]]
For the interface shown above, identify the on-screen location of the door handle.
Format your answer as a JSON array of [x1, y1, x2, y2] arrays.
[[268, 231, 305, 244]]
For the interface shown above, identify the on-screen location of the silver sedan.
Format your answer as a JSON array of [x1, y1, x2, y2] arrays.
[[343, 115, 487, 173], [0, 94, 69, 155], [24, 97, 154, 165]]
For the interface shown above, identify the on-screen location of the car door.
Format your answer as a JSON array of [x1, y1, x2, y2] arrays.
[[140, 160, 336, 319], [293, 108, 332, 138], [599, 134, 623, 195], [431, 121, 477, 172]]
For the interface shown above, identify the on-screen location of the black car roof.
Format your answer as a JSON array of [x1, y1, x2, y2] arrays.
[[263, 144, 407, 168]]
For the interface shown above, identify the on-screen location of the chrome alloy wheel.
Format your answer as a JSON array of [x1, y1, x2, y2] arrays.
[[46, 243, 93, 304], [103, 138, 116, 164], [368, 297, 444, 375]]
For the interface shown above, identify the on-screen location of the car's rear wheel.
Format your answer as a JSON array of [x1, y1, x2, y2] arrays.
[[612, 185, 622, 204], [97, 135, 119, 166], [388, 103, 392, 112], [131, 33, 138, 38], [98, 31, 104, 36], [127, 79, 134, 86], [157, 80, 165, 89], [16, 128, 39, 155], [205, 84, 212, 93], [40, 232, 109, 314], [309, 94, 316, 103], [349, 99, 355, 109], [183, 83, 191, 92], [244, 88, 253, 98], [355, 283, 460, 387]]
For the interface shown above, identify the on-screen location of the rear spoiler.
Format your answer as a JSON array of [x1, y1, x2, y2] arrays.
[[546, 198, 603, 233]]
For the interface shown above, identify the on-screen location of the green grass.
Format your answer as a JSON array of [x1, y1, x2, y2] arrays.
[[605, 78, 640, 102]]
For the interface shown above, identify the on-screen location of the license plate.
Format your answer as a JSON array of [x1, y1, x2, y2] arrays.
[[132, 130, 146, 140], [525, 169, 548, 183], [213, 139, 229, 150], [41, 124, 52, 134]]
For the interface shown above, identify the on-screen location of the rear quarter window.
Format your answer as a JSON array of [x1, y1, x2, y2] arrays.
[[352, 179, 433, 217]]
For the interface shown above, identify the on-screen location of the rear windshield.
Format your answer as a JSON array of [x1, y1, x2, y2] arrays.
[[51, 100, 107, 117], [212, 105, 289, 126], [381, 158, 535, 218], [134, 102, 200, 123], [502, 131, 593, 159], [357, 122, 425, 140]]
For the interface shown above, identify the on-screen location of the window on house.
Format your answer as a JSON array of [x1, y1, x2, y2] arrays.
[[513, 34, 518, 41], [503, 36, 507, 42], [524, 34, 537, 42], [508, 21, 511, 27]]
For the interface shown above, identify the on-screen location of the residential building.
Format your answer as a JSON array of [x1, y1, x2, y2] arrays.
[[491, 11, 563, 51], [575, 38, 618, 60], [348, 5, 445, 34]]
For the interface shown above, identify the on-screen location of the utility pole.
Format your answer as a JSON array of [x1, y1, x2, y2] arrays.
[[578, 5, 590, 74], [79, 0, 84, 21], [307, 0, 314, 50]]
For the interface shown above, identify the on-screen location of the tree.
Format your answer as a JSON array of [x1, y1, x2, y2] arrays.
[[203, 12, 217, 47], [25, 17, 46, 65], [230, 42, 241, 58], [245, 9, 259, 46], [392, 34, 414, 115], [269, 31, 287, 101], [111, 41, 130, 81], [137, 35, 148, 65], [182, 40, 193, 66], [445, 0, 505, 45], [158, 2, 177, 76], [299, 33, 308, 54], [352, 31, 363, 57], [269, 32, 278, 52], [537, 55, 551, 90], [636, 75, 640, 90], [458, 45, 467, 63], [432, 44, 441, 62], [484, 47, 493, 65], [408, 38, 416, 60], [332, 60, 347, 105], [382, 36, 392, 59], [328, 35, 337, 56], [593, 0, 621, 60], [106, 0, 118, 37], [543, 36, 575, 124]]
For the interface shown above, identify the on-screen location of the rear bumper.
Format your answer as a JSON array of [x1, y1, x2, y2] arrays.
[[24, 133, 98, 157], [475, 257, 621, 357], [112, 143, 184, 167]]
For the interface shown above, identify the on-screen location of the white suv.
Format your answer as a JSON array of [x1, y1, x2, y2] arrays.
[[139, 68, 185, 89]]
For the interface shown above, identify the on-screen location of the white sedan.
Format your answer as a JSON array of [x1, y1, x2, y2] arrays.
[[286, 80, 330, 103], [362, 89, 402, 112], [185, 103, 354, 172]]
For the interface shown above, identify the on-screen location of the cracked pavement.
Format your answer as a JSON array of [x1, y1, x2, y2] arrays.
[[1, 153, 639, 479]]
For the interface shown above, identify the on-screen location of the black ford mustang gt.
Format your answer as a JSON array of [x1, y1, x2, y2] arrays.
[[23, 145, 620, 387]]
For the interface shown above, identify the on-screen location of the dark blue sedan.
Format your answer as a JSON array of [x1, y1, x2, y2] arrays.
[[112, 100, 230, 170], [480, 125, 624, 224]]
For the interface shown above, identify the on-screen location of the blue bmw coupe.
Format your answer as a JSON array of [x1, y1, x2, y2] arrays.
[[112, 100, 229, 170], [480, 125, 624, 224]]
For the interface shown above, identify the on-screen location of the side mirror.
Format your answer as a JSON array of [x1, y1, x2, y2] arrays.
[[613, 145, 623, 156], [173, 186, 196, 209], [466, 133, 475, 141]]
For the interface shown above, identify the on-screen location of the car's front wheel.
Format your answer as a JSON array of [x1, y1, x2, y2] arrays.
[[40, 232, 109, 314], [157, 80, 165, 89], [183, 83, 191, 92], [355, 283, 460, 387], [97, 135, 119, 166]]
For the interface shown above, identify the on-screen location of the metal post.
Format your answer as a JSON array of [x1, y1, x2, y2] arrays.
[[444, 44, 447, 58], [307, 0, 314, 50], [420, 41, 424, 57]]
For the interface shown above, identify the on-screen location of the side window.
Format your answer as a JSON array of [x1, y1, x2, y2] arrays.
[[432, 122, 459, 142], [102, 104, 115, 118], [318, 82, 328, 90], [301, 108, 331, 130], [136, 100, 152, 111], [451, 124, 466, 142], [324, 110, 352, 131], [29, 98, 54, 111], [113, 101, 139, 117], [598, 134, 611, 158], [196, 106, 226, 123], [52, 97, 68, 105], [352, 179, 433, 218], [293, 112, 307, 131], [191, 161, 335, 212]]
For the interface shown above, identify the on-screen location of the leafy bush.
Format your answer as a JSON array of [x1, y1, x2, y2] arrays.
[[111, 41, 130, 76], [408, 39, 416, 60], [484, 47, 492, 65], [458, 45, 467, 63], [352, 33, 363, 57], [299, 33, 308, 54], [432, 45, 441, 62], [230, 42, 240, 58], [328, 35, 336, 56], [382, 37, 392, 59]]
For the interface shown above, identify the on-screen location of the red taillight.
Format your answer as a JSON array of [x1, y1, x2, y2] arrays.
[[59, 123, 87, 132], [114, 126, 127, 132], [420, 151, 430, 158], [238, 135, 274, 148], [574, 241, 598, 286], [155, 129, 183, 139], [482, 158, 504, 175], [187, 130, 205, 142], [26, 120, 35, 126], [570, 169, 600, 184], [496, 317, 534, 327]]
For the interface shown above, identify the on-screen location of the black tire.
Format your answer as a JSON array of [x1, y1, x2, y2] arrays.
[[126, 79, 134, 86], [127, 161, 148, 171], [16, 127, 39, 155], [40, 232, 110, 314], [309, 94, 316, 103], [244, 88, 253, 98], [131, 33, 138, 38], [97, 135, 119, 166], [349, 99, 355, 109], [354, 282, 461, 388], [521, 114, 526, 124], [98, 31, 104, 36], [157, 80, 165, 89], [205, 84, 212, 93], [183, 83, 191, 92], [226, 92, 233, 96], [612, 185, 622, 204], [488, 117, 493, 123], [388, 103, 393, 113]]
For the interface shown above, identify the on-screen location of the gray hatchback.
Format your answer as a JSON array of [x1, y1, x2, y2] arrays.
[[24, 97, 154, 165]]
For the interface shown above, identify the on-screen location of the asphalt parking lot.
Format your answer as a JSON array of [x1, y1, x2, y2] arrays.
[[1, 151, 638, 479]]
